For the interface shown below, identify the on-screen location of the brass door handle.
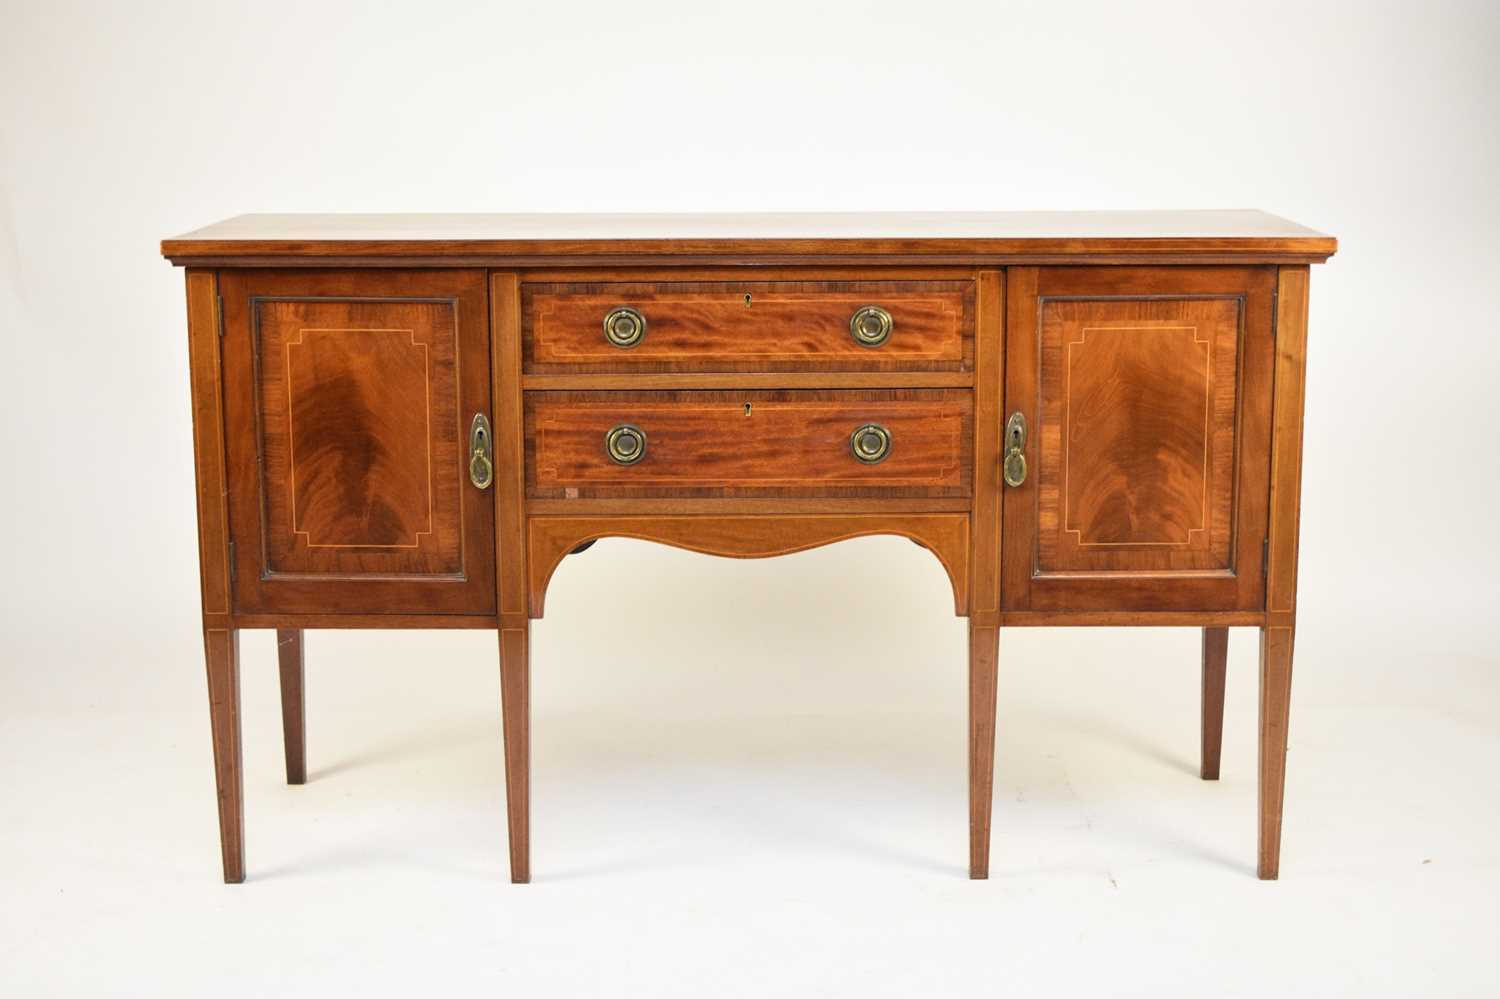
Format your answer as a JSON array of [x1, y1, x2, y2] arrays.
[[850, 423, 892, 464], [605, 424, 647, 465], [1002, 411, 1027, 487], [603, 306, 646, 348], [849, 305, 893, 347], [469, 413, 494, 489]]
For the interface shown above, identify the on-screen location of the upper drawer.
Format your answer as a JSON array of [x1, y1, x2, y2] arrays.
[[522, 280, 974, 373]]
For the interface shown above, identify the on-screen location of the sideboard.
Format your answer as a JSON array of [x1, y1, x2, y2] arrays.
[[162, 211, 1336, 883]]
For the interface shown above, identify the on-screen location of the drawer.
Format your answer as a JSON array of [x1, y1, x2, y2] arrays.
[[522, 280, 973, 373], [527, 390, 972, 498]]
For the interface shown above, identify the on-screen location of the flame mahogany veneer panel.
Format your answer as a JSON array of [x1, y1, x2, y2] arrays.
[[1037, 297, 1240, 574], [218, 270, 495, 615], [1001, 266, 1276, 612]]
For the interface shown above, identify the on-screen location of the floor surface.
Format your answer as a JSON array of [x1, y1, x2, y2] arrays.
[[2, 541, 1495, 997]]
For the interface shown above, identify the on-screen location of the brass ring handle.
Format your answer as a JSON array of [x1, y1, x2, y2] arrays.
[[605, 424, 647, 465], [603, 306, 647, 348], [468, 413, 494, 489], [849, 305, 893, 347], [1002, 411, 1027, 488], [850, 423, 892, 464]]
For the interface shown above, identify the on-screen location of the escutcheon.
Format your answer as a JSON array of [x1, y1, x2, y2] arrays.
[[469, 413, 494, 490], [1003, 411, 1027, 487]]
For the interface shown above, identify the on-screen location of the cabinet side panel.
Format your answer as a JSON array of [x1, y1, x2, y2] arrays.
[[184, 269, 231, 621]]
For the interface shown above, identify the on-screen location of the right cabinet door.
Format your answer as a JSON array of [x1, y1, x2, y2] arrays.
[[1002, 267, 1276, 612]]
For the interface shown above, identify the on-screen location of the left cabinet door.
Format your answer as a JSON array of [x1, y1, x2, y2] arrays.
[[219, 270, 495, 616]]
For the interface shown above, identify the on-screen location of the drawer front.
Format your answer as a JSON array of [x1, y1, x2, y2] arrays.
[[523, 280, 973, 373], [527, 390, 972, 498]]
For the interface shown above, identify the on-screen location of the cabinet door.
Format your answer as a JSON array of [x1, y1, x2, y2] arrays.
[[1001, 268, 1274, 612], [220, 270, 494, 616]]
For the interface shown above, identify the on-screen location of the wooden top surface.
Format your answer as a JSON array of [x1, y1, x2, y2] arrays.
[[162, 210, 1335, 264]]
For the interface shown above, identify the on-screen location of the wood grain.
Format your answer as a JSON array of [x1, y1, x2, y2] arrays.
[[1201, 626, 1228, 780], [184, 270, 231, 618], [968, 272, 1004, 628], [1002, 267, 1275, 612], [499, 625, 530, 883], [491, 273, 529, 629], [1267, 267, 1310, 615], [527, 390, 971, 499], [1257, 265, 1312, 880], [161, 210, 1337, 264], [968, 624, 999, 879], [276, 629, 306, 785], [1258, 625, 1295, 879], [526, 514, 970, 619], [1038, 298, 1237, 568], [218, 270, 495, 616], [204, 628, 244, 883], [524, 280, 972, 373]]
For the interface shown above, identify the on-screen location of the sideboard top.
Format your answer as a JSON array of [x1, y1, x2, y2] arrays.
[[162, 210, 1336, 265]]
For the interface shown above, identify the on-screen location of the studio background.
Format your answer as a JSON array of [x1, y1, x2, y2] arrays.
[[2, 1, 1496, 996]]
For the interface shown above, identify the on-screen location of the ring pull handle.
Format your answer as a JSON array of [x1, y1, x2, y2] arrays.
[[1002, 412, 1027, 488], [849, 305, 893, 347], [603, 306, 647, 348], [605, 424, 647, 465], [850, 423, 892, 464], [468, 414, 494, 490]]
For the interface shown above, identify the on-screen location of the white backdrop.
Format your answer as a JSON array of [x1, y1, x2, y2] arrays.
[[3, 1, 1497, 996]]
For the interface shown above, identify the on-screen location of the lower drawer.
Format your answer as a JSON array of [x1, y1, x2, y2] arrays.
[[526, 390, 972, 498]]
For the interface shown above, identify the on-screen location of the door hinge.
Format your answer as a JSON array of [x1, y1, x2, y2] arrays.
[[227, 540, 236, 580], [1261, 537, 1269, 576]]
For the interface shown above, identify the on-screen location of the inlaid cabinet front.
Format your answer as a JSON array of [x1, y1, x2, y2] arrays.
[[1001, 267, 1275, 612], [165, 212, 1334, 886], [218, 270, 495, 616]]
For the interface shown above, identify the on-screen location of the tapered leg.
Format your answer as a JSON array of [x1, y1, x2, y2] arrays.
[[968, 623, 999, 879], [499, 625, 531, 883], [1200, 627, 1228, 780], [1258, 625, 1295, 879], [204, 628, 244, 883], [276, 628, 306, 785]]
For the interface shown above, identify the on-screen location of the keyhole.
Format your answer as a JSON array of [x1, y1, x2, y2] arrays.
[[744, 293, 752, 308], [744, 403, 752, 416]]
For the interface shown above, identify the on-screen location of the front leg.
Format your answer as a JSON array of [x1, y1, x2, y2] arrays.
[[968, 624, 999, 879], [1258, 625, 1295, 879], [204, 628, 244, 883], [499, 625, 531, 883]]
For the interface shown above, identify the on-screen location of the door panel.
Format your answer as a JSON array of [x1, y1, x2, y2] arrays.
[[1002, 267, 1274, 612], [220, 270, 495, 615]]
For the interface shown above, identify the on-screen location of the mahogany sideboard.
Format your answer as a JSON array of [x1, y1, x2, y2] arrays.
[[162, 211, 1336, 883]]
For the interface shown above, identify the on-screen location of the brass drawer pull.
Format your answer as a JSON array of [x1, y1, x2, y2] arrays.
[[605, 424, 647, 465], [603, 306, 646, 348], [468, 413, 494, 489], [850, 423, 892, 464], [849, 305, 894, 347], [1003, 411, 1027, 487]]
